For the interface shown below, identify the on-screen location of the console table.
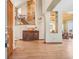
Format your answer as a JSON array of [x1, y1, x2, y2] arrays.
[[23, 30, 39, 41]]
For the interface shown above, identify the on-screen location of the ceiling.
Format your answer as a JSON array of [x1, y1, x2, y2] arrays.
[[47, 0, 61, 11], [12, 0, 73, 11], [12, 0, 27, 7], [12, 0, 36, 8], [61, 0, 73, 11], [54, 0, 73, 12]]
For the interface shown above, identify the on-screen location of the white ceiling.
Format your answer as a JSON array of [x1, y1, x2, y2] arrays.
[[54, 0, 73, 12], [12, 0, 27, 7], [12, 0, 73, 12], [62, 0, 73, 11]]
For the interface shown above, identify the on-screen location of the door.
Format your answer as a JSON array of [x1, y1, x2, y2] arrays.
[[7, 0, 13, 58]]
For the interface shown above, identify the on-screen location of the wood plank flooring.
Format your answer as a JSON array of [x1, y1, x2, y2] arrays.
[[10, 39, 73, 59]]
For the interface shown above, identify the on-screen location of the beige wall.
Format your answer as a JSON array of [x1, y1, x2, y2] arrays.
[[36, 0, 45, 39], [63, 12, 73, 22], [62, 12, 73, 32]]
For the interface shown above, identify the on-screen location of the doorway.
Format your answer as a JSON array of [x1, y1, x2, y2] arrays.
[[62, 12, 73, 39]]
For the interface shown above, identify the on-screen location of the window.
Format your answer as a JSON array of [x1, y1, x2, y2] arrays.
[[18, 8, 21, 16]]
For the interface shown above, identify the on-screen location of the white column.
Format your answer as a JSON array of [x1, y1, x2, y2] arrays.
[[45, 10, 62, 42]]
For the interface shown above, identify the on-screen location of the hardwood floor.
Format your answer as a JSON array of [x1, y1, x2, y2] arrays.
[[10, 39, 73, 59]]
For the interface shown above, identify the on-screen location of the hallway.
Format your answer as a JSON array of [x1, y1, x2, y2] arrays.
[[10, 39, 73, 59]]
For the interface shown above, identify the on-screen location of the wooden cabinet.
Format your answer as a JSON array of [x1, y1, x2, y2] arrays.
[[23, 31, 39, 40]]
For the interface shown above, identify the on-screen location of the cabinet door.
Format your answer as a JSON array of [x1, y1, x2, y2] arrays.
[[23, 31, 34, 40], [28, 31, 34, 40], [34, 31, 39, 40]]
